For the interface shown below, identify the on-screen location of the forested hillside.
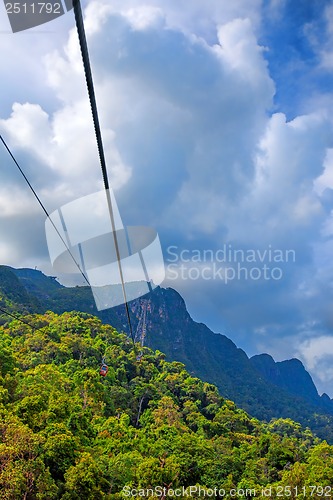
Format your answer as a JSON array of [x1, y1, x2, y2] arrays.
[[0, 311, 333, 499], [2, 265, 333, 443]]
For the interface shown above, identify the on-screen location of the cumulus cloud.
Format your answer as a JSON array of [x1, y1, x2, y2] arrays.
[[313, 4, 333, 72], [295, 336, 333, 394], [83, 0, 262, 39]]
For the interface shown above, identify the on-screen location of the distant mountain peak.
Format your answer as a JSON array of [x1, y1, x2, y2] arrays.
[[250, 353, 319, 403]]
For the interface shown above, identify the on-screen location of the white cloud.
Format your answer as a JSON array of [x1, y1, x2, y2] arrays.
[[123, 6, 164, 30], [318, 4, 333, 71], [0, 241, 20, 264], [84, 0, 262, 39], [0, 186, 40, 217], [215, 18, 269, 86], [267, 0, 287, 16], [298, 335, 333, 370], [0, 98, 131, 202], [303, 3, 333, 74], [233, 111, 331, 242], [314, 149, 333, 195], [0, 103, 52, 163], [295, 336, 333, 394]]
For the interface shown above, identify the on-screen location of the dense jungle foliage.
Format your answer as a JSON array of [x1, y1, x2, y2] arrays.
[[0, 311, 333, 499], [2, 265, 333, 445]]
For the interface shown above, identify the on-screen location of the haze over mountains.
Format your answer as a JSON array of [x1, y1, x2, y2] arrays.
[[1, 264, 333, 442]]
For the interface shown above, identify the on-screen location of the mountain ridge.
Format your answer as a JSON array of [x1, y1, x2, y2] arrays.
[[2, 264, 333, 442]]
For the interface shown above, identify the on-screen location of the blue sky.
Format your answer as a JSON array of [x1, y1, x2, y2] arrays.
[[1, 0, 333, 395]]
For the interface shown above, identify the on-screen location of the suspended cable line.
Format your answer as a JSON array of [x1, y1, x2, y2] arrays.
[[0, 1, 136, 350], [0, 134, 91, 288], [0, 305, 43, 332], [72, 0, 135, 347]]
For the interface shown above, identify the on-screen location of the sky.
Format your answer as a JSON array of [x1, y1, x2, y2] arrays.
[[1, 0, 333, 395]]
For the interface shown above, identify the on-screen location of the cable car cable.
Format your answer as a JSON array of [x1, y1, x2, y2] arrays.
[[0, 305, 43, 332], [0, 131, 134, 348], [0, 134, 91, 288], [0, 2, 136, 351], [72, 0, 136, 348]]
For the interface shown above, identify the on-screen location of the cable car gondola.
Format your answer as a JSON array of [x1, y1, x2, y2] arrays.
[[99, 363, 108, 377]]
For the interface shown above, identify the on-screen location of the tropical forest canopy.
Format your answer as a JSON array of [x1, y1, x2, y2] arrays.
[[0, 311, 333, 499]]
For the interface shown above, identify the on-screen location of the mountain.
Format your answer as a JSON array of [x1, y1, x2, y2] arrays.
[[250, 353, 333, 413], [12, 267, 63, 299], [0, 265, 41, 321], [250, 354, 320, 404], [1, 309, 331, 498], [2, 265, 333, 442]]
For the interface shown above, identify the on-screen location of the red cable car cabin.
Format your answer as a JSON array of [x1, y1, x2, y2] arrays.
[[99, 363, 108, 377]]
